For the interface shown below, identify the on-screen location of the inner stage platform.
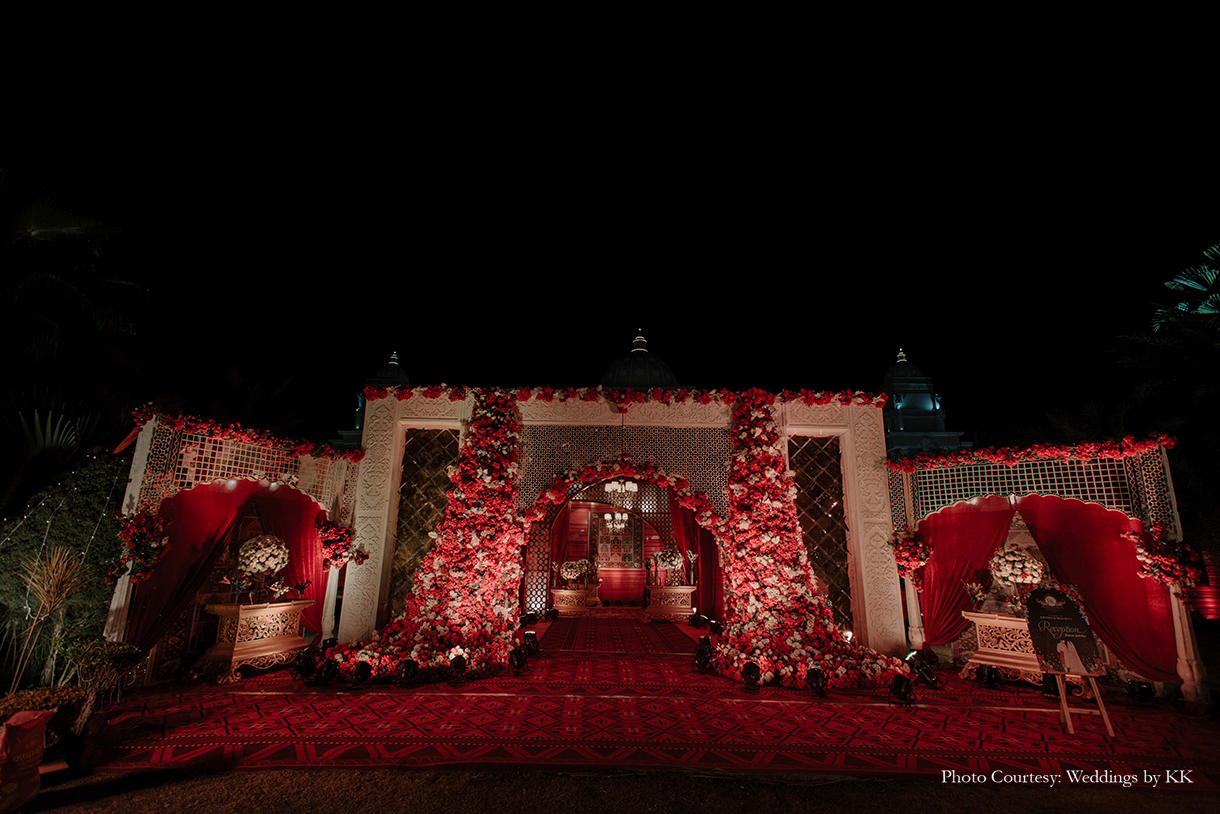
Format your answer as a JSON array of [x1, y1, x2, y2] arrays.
[[80, 617, 1220, 785]]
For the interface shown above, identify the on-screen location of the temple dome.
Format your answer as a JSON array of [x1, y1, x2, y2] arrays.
[[367, 351, 411, 388], [881, 348, 927, 394], [600, 335, 678, 390]]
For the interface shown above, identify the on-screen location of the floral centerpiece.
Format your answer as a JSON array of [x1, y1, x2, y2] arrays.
[[655, 545, 684, 586], [989, 548, 1043, 587], [1122, 522, 1202, 601], [559, 559, 591, 585], [106, 510, 171, 585], [228, 534, 300, 602], [888, 525, 930, 585]]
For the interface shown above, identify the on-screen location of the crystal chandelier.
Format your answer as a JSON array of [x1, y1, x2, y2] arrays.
[[603, 511, 628, 531]]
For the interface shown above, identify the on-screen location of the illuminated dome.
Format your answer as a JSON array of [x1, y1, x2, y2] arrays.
[[600, 335, 678, 390]]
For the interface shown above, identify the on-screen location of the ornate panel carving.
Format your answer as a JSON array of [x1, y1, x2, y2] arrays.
[[395, 396, 465, 423], [847, 406, 905, 656], [785, 402, 848, 429]]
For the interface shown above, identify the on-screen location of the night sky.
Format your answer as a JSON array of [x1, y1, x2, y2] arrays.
[[5, 126, 1216, 450]]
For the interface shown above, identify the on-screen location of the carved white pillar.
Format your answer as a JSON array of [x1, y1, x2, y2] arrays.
[[321, 565, 340, 642], [104, 417, 158, 642], [843, 405, 906, 656], [1169, 589, 1206, 701], [904, 579, 925, 650]]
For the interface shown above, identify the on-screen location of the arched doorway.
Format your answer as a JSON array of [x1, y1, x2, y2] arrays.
[[524, 475, 723, 623]]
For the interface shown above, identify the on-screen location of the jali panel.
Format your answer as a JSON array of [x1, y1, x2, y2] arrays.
[[789, 436, 853, 631], [391, 428, 460, 616]]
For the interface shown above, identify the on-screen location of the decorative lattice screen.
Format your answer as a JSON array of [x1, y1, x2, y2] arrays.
[[138, 421, 359, 522], [788, 436, 853, 631], [390, 428, 460, 615]]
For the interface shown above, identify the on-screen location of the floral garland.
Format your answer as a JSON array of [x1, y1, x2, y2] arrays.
[[326, 389, 527, 679], [714, 389, 906, 689], [130, 406, 365, 463], [1121, 523, 1202, 598], [364, 385, 887, 411], [888, 525, 930, 584], [886, 434, 1175, 473], [317, 518, 367, 570], [105, 510, 171, 585], [988, 548, 1044, 586]]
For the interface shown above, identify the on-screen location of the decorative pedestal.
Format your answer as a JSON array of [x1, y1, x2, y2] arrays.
[[646, 586, 696, 620], [197, 600, 314, 683], [960, 611, 1087, 695], [551, 589, 594, 615]]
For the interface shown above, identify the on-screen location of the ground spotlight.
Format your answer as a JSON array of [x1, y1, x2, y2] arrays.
[[806, 667, 827, 697], [351, 660, 373, 688], [1127, 680, 1155, 705], [547, 608, 559, 621], [708, 620, 723, 635], [1041, 674, 1059, 697], [904, 650, 942, 689], [316, 658, 340, 684], [292, 650, 316, 682], [688, 613, 708, 628], [525, 611, 538, 625], [396, 659, 419, 686], [450, 654, 467, 676], [523, 630, 540, 656], [889, 674, 917, 706], [976, 665, 1000, 688], [321, 637, 339, 653], [509, 647, 528, 674], [694, 636, 714, 673], [741, 661, 761, 688]]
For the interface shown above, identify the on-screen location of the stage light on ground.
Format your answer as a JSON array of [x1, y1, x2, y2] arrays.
[[547, 609, 559, 621], [904, 650, 942, 689], [450, 654, 467, 676], [525, 611, 538, 625], [509, 647, 527, 674], [352, 661, 372, 688], [889, 674, 916, 705], [742, 661, 761, 687], [694, 636, 713, 672], [708, 620, 723, 635], [806, 667, 827, 697], [321, 638, 339, 653], [316, 658, 339, 684], [292, 651, 316, 682], [523, 631, 540, 656], [688, 613, 708, 628], [976, 665, 1000, 687], [1128, 680, 1155, 705], [396, 659, 418, 686]]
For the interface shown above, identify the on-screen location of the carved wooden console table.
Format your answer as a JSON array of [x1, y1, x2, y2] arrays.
[[551, 588, 594, 615], [198, 599, 314, 683], [646, 586, 696, 620], [960, 611, 1042, 685]]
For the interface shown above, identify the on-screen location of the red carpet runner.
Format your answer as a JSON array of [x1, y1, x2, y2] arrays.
[[83, 618, 1220, 784]]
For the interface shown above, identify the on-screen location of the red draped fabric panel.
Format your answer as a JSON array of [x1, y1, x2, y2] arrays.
[[1015, 495, 1178, 683], [668, 491, 696, 587], [701, 528, 720, 620], [257, 490, 326, 634], [125, 480, 259, 651], [916, 496, 1015, 646]]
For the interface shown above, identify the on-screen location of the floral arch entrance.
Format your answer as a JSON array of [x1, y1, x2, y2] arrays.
[[522, 460, 725, 620]]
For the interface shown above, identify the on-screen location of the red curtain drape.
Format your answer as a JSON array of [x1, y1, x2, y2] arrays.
[[125, 480, 259, 651], [257, 489, 326, 634], [1015, 495, 1178, 683], [668, 491, 695, 586], [916, 496, 1015, 646], [550, 504, 569, 589], [700, 528, 720, 620]]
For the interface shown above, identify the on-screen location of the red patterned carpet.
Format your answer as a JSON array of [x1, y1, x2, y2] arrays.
[[82, 618, 1220, 785]]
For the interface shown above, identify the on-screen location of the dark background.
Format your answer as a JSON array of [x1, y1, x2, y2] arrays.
[[4, 117, 1216, 450]]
